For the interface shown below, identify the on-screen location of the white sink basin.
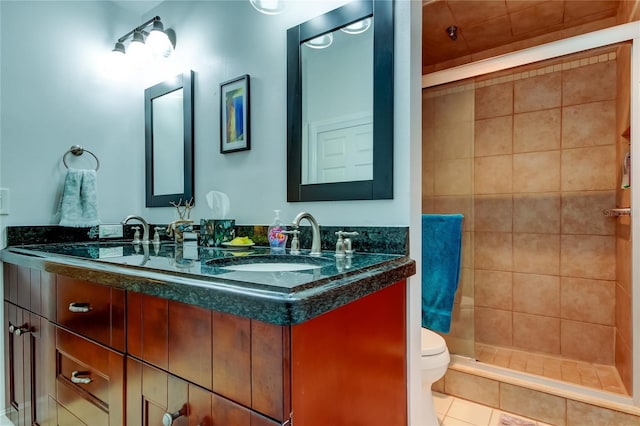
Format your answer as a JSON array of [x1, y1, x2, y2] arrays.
[[222, 263, 323, 272]]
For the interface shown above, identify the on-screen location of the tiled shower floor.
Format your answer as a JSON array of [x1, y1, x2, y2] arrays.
[[476, 343, 628, 395]]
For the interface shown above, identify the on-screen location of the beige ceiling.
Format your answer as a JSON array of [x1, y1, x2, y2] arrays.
[[422, 0, 621, 72]]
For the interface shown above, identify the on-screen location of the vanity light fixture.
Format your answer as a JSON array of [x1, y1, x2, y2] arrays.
[[250, 0, 286, 15], [304, 33, 333, 49], [111, 16, 175, 61], [340, 18, 372, 35]]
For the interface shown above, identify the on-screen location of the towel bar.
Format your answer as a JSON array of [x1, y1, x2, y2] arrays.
[[62, 145, 100, 171], [602, 208, 631, 217]]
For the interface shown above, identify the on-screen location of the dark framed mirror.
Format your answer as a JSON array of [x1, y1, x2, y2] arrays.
[[145, 70, 194, 207], [287, 0, 393, 202]]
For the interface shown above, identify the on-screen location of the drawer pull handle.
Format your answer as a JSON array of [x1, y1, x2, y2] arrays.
[[9, 323, 31, 336], [162, 407, 186, 426], [68, 302, 92, 313], [70, 371, 92, 384]]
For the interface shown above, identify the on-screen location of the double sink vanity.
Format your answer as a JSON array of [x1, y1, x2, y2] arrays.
[[0, 223, 415, 426]]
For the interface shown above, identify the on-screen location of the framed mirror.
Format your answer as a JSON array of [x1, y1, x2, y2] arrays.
[[287, 0, 393, 202], [145, 70, 194, 207]]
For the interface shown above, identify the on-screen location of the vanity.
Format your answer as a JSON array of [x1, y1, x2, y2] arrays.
[[1, 238, 414, 426]]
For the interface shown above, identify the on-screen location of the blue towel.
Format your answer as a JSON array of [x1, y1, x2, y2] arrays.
[[421, 214, 463, 333], [58, 168, 100, 227]]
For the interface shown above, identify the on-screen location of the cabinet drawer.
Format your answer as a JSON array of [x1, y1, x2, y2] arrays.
[[56, 276, 125, 351], [55, 327, 124, 426]]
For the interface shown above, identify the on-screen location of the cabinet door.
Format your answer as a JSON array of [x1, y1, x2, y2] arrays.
[[4, 303, 53, 426], [127, 357, 261, 426]]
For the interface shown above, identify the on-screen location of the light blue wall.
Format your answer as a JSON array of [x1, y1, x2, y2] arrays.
[[0, 0, 415, 228]]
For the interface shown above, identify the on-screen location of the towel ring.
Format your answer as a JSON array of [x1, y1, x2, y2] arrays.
[[63, 145, 100, 171]]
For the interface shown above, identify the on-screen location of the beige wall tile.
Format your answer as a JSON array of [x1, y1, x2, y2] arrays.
[[475, 306, 512, 346], [433, 89, 475, 125], [444, 370, 500, 408], [475, 115, 513, 157], [475, 232, 513, 271], [513, 312, 560, 354], [615, 330, 633, 395], [561, 234, 616, 280], [475, 194, 512, 232], [561, 145, 616, 191], [561, 320, 614, 364], [435, 158, 473, 195], [433, 122, 474, 160], [561, 191, 616, 236], [514, 109, 561, 153], [514, 72, 562, 113], [562, 101, 616, 149], [567, 400, 640, 426], [475, 81, 513, 120], [513, 151, 560, 193], [561, 277, 615, 325], [562, 60, 616, 106], [513, 273, 560, 317], [475, 270, 512, 310], [615, 282, 632, 349], [500, 383, 566, 425], [475, 155, 513, 194], [513, 233, 559, 275], [513, 193, 560, 234]]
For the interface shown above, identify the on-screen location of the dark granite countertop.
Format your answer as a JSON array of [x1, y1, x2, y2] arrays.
[[1, 241, 415, 325]]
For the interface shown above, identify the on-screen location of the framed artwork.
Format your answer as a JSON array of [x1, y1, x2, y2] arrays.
[[220, 74, 250, 153]]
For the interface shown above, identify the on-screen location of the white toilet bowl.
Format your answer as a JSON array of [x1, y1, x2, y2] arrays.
[[421, 328, 450, 426]]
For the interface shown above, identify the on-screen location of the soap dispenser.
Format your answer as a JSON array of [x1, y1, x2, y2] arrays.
[[267, 210, 288, 253]]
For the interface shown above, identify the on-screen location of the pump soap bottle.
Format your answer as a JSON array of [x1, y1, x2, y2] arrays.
[[267, 210, 288, 253]]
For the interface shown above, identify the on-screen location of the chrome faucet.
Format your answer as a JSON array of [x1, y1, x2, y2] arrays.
[[122, 215, 150, 244], [292, 212, 322, 256]]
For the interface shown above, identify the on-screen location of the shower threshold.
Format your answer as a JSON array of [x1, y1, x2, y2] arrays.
[[475, 343, 628, 396]]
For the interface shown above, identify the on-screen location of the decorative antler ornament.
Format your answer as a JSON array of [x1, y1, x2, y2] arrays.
[[169, 197, 194, 220]]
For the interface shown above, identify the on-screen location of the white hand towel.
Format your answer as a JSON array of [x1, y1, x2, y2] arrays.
[[58, 168, 100, 227]]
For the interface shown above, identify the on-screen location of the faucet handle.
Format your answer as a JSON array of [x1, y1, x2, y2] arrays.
[[341, 231, 359, 257], [283, 229, 301, 255], [132, 226, 141, 244]]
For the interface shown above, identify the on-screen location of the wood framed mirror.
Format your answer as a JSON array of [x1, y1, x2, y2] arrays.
[[287, 0, 394, 202], [145, 70, 194, 207]]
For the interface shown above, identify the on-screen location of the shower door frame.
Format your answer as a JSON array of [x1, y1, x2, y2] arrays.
[[423, 21, 640, 407]]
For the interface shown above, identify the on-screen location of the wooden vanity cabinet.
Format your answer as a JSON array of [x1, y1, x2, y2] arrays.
[[127, 292, 288, 424], [3, 265, 55, 426]]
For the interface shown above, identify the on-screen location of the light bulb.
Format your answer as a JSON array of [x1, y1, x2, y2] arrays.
[[250, 0, 286, 15], [128, 31, 150, 65], [304, 33, 333, 49], [341, 18, 371, 35], [147, 20, 174, 58]]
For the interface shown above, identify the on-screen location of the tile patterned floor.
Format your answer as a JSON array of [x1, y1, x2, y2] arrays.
[[435, 392, 550, 426], [476, 343, 628, 395]]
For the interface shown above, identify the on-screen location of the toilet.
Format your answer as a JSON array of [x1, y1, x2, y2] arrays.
[[421, 327, 450, 425]]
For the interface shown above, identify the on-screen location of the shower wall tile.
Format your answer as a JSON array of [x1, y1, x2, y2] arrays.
[[513, 193, 561, 234], [615, 329, 632, 394], [562, 101, 616, 148], [513, 151, 560, 193], [561, 234, 616, 280], [475, 307, 512, 346], [561, 320, 614, 364], [513, 312, 560, 354], [475, 81, 513, 119], [433, 196, 473, 232], [513, 109, 561, 153], [475, 115, 513, 157], [513, 273, 560, 317], [433, 122, 474, 160], [433, 89, 475, 125], [562, 60, 616, 106], [461, 231, 472, 269], [475, 155, 513, 194], [475, 269, 512, 310], [514, 72, 561, 113], [561, 191, 616, 236], [434, 158, 472, 195], [475, 232, 512, 271], [615, 282, 632, 348], [474, 194, 512, 232], [561, 277, 615, 326], [561, 145, 617, 191], [513, 233, 560, 275], [443, 370, 500, 408]]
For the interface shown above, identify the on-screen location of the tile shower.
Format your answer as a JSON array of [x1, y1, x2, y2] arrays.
[[422, 43, 633, 399]]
